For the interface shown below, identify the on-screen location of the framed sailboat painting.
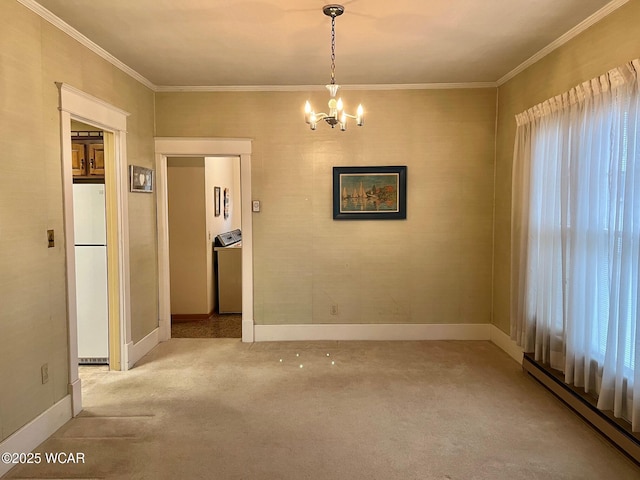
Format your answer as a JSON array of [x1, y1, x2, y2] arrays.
[[333, 166, 407, 220]]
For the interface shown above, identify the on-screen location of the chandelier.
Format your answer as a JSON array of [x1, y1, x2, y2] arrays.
[[304, 4, 364, 131]]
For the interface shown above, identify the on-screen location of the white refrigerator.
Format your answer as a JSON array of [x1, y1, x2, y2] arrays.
[[73, 183, 109, 364]]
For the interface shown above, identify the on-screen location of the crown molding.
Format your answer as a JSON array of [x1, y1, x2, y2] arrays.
[[15, 0, 495, 93], [154, 82, 498, 93], [16, 0, 156, 91], [497, 0, 629, 86], [17, 0, 627, 93]]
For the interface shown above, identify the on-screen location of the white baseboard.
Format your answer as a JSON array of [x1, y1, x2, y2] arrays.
[[254, 323, 492, 342], [69, 378, 82, 416], [126, 327, 159, 369], [489, 324, 523, 364], [254, 323, 524, 365], [0, 396, 72, 477], [242, 318, 254, 343], [158, 317, 171, 342]]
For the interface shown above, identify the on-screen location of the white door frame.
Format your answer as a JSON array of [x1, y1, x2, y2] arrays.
[[58, 83, 131, 415], [154, 138, 254, 342]]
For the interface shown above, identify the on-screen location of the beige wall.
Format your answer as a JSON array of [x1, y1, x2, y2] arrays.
[[167, 158, 208, 315], [0, 1, 156, 441], [492, 0, 640, 334], [156, 88, 497, 325]]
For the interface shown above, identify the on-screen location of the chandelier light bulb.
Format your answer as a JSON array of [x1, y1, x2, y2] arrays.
[[304, 101, 312, 124], [357, 104, 364, 126]]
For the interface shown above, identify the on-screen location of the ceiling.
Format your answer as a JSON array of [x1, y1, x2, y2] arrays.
[[30, 0, 619, 88]]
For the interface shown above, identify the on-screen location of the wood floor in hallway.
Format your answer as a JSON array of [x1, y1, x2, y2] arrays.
[[171, 313, 242, 338]]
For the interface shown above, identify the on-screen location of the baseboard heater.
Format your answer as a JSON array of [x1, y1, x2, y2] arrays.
[[522, 353, 640, 464], [79, 357, 108, 365]]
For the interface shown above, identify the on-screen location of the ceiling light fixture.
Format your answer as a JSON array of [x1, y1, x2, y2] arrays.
[[304, 4, 364, 131]]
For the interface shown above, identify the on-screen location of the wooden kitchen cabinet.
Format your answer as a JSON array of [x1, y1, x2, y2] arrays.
[[89, 143, 105, 175], [71, 142, 86, 176], [71, 131, 104, 178]]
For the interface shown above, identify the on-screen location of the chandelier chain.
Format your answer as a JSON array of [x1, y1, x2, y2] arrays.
[[330, 15, 336, 85]]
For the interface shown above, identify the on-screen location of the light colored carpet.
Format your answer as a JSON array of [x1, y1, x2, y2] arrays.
[[4, 340, 639, 479]]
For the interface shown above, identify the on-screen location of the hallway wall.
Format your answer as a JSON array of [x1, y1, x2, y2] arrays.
[[167, 158, 208, 315]]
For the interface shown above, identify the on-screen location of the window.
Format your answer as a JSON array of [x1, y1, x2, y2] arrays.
[[511, 59, 640, 431]]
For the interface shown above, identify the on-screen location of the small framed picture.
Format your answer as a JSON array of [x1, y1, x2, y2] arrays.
[[223, 188, 230, 219], [129, 165, 153, 193], [214, 186, 221, 217], [333, 166, 407, 220]]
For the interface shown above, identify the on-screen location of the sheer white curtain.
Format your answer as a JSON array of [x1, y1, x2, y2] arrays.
[[511, 59, 640, 430]]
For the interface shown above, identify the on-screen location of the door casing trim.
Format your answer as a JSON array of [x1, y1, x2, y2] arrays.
[[154, 137, 254, 342]]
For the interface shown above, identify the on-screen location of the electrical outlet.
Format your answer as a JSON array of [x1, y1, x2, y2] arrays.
[[330, 304, 338, 315], [41, 364, 49, 384]]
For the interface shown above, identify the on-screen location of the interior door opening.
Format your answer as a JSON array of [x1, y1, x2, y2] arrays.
[[66, 118, 122, 374], [154, 137, 254, 343], [59, 83, 131, 416], [71, 121, 109, 365], [166, 155, 242, 338]]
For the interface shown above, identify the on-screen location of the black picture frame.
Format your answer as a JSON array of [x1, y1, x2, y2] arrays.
[[333, 166, 407, 220]]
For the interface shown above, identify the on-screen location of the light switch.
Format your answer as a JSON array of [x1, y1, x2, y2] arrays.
[[47, 229, 55, 248], [252, 200, 260, 212]]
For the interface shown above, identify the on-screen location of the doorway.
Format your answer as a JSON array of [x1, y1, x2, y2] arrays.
[[58, 83, 130, 415], [70, 121, 110, 364], [167, 156, 242, 338], [154, 138, 254, 343]]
